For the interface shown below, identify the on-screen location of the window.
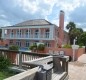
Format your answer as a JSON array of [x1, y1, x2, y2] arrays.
[[20, 30, 22, 37], [45, 42, 51, 47], [25, 30, 28, 37], [10, 40, 13, 44], [16, 30, 22, 37], [11, 30, 14, 37], [17, 30, 19, 37], [29, 29, 31, 38], [25, 41, 29, 47], [45, 29, 49, 38], [35, 29, 39, 38], [16, 40, 21, 47]]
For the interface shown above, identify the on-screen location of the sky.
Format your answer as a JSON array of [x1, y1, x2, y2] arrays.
[[0, 0, 86, 31]]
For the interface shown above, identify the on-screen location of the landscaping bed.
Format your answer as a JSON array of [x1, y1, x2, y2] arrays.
[[0, 70, 17, 80]]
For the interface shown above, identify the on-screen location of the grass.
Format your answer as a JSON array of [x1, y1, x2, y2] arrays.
[[0, 70, 17, 80]]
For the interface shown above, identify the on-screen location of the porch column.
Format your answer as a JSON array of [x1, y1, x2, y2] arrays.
[[2, 29, 5, 39], [28, 28, 29, 38], [39, 28, 41, 38], [50, 26, 54, 39]]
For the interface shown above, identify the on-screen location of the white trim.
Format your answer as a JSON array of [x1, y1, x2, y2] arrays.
[[3, 37, 54, 40], [1, 25, 52, 29]]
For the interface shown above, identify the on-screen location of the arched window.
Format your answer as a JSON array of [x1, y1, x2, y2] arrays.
[[45, 29, 49, 38]]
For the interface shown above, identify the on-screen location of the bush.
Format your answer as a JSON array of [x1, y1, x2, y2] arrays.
[[37, 44, 45, 51], [78, 43, 84, 48], [0, 56, 11, 71], [62, 44, 72, 48], [29, 43, 37, 51], [9, 45, 19, 51]]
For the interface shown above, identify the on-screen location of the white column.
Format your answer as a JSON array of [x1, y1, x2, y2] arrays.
[[50, 26, 54, 39], [39, 28, 41, 38], [19, 28, 20, 38], [28, 28, 29, 38], [2, 29, 5, 39], [10, 29, 12, 38]]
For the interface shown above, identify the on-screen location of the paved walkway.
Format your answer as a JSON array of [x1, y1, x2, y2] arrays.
[[69, 61, 86, 80], [78, 54, 86, 63]]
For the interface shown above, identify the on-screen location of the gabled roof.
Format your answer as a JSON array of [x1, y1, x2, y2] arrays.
[[14, 19, 53, 26]]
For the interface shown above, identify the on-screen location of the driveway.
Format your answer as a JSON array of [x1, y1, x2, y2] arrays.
[[69, 61, 86, 80]]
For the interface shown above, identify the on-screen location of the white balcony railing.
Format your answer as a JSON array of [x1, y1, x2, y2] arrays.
[[4, 34, 53, 40]]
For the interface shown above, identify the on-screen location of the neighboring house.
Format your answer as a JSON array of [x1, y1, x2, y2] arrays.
[[1, 10, 69, 51]]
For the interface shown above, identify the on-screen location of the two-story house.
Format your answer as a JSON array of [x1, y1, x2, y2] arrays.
[[1, 10, 69, 51]]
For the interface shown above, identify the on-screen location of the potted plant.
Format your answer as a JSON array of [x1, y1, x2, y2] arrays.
[[8, 45, 19, 63]]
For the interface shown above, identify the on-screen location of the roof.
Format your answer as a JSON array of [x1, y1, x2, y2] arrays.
[[14, 19, 53, 26]]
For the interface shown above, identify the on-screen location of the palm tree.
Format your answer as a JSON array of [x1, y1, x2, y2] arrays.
[[66, 22, 76, 32], [66, 22, 84, 45], [66, 22, 76, 44]]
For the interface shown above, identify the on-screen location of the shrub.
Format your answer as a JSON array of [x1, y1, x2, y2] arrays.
[[9, 45, 19, 51], [62, 44, 72, 48], [37, 44, 45, 51], [78, 43, 84, 48], [29, 43, 37, 51], [0, 56, 11, 71]]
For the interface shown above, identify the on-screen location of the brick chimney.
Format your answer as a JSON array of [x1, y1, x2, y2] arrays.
[[58, 10, 64, 47]]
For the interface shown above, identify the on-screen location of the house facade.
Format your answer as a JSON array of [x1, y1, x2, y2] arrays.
[[1, 11, 69, 51]]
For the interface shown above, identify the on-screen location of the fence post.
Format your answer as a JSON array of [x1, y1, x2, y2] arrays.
[[19, 52, 22, 69]]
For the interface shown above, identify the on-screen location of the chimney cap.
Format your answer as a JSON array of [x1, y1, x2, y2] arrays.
[[60, 10, 64, 13]]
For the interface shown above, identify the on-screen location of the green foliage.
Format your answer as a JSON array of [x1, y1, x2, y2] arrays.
[[37, 44, 45, 51], [0, 56, 11, 71], [9, 45, 19, 51], [62, 44, 72, 48], [66, 22, 83, 45], [78, 32, 86, 45], [29, 43, 45, 51], [0, 69, 17, 80], [29, 43, 37, 51], [78, 43, 84, 48]]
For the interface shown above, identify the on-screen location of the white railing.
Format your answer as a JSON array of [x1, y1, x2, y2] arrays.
[[4, 34, 52, 40]]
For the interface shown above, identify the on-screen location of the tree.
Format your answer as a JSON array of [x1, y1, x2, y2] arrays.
[[66, 22, 76, 32], [66, 22, 76, 44], [66, 22, 83, 44], [78, 32, 86, 45]]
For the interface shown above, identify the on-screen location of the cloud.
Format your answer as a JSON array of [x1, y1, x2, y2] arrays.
[[0, 0, 86, 31]]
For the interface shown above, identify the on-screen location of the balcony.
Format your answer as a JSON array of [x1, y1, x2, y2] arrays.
[[4, 34, 53, 40], [0, 49, 69, 80]]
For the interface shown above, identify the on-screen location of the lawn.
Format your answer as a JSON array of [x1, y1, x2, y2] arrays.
[[0, 70, 17, 80]]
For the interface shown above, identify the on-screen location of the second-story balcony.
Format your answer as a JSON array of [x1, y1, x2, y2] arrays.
[[4, 34, 54, 40]]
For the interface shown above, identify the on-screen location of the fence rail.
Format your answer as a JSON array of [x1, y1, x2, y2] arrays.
[[0, 49, 49, 67], [0, 49, 69, 80]]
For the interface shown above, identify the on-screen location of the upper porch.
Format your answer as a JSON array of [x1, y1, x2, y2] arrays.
[[1, 25, 57, 40]]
